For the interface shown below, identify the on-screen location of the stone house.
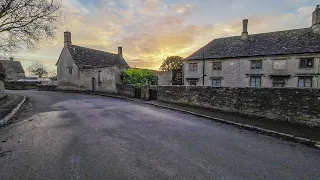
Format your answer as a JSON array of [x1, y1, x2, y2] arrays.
[[184, 5, 320, 88], [155, 70, 173, 85], [56, 32, 129, 92], [0, 58, 25, 81]]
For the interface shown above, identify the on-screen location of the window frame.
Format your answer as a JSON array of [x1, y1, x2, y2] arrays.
[[98, 71, 102, 84], [250, 76, 261, 87], [212, 62, 222, 70], [189, 63, 198, 72], [299, 58, 314, 69], [212, 79, 222, 87], [298, 76, 313, 88], [68, 67, 73, 75], [251, 60, 262, 70], [188, 80, 197, 86], [272, 77, 286, 87]]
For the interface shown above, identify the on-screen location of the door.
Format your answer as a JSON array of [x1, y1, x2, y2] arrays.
[[92, 77, 96, 92]]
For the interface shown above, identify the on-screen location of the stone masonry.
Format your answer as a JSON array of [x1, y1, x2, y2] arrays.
[[144, 85, 320, 127]]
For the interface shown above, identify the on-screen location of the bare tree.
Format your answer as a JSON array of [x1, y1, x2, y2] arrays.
[[49, 69, 56, 78], [27, 61, 48, 78], [0, 0, 62, 53]]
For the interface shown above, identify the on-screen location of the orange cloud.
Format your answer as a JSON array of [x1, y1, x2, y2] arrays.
[[14, 0, 317, 71]]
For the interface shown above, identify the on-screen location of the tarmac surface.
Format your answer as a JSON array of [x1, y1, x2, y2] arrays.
[[0, 90, 319, 180]]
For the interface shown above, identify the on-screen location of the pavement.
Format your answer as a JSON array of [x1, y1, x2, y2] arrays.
[[0, 90, 319, 180], [146, 101, 320, 142]]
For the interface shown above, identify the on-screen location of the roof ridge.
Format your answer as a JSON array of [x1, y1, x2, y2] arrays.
[[70, 45, 118, 56], [214, 27, 311, 40]]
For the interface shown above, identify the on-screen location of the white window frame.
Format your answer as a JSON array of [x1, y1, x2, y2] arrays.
[[188, 80, 197, 86], [251, 60, 262, 69], [212, 62, 222, 70], [250, 76, 261, 87], [189, 63, 198, 71], [298, 76, 312, 88], [212, 79, 222, 87], [299, 57, 314, 69]]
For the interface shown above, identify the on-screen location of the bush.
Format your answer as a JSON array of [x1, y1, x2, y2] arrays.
[[122, 68, 157, 87]]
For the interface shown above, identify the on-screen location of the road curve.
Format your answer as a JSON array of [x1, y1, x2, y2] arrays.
[[0, 90, 319, 180]]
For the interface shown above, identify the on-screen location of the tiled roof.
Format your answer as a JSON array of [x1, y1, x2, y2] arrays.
[[186, 28, 320, 60], [0, 60, 25, 73], [67, 45, 129, 68]]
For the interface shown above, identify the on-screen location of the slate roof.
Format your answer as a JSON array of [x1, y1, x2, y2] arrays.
[[186, 28, 320, 60], [66, 45, 129, 68], [0, 60, 25, 73]]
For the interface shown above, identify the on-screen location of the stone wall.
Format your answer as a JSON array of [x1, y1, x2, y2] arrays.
[[38, 85, 58, 91], [5, 81, 39, 90], [0, 80, 4, 98], [145, 86, 320, 127], [116, 84, 136, 98]]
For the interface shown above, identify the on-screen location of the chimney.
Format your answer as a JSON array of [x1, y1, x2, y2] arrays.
[[64, 31, 72, 46], [312, 5, 320, 34], [9, 57, 14, 61], [241, 19, 249, 40], [118, 46, 123, 56]]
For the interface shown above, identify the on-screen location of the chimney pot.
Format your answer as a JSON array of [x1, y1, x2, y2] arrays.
[[64, 31, 72, 46], [241, 19, 249, 40], [312, 5, 320, 34], [118, 46, 123, 56]]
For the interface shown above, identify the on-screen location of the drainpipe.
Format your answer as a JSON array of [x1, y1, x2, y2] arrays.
[[203, 53, 205, 86], [317, 56, 320, 88]]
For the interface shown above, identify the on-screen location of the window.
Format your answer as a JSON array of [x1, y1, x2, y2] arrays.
[[272, 77, 286, 87], [189, 63, 198, 71], [68, 68, 72, 75], [299, 58, 314, 68], [212, 79, 222, 87], [298, 77, 312, 88], [251, 60, 262, 69], [212, 62, 222, 70], [98, 71, 102, 84], [250, 76, 261, 87], [188, 80, 197, 86], [273, 60, 287, 69]]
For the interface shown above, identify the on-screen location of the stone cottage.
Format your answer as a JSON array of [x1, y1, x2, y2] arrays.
[[0, 58, 25, 81], [56, 32, 129, 92], [184, 5, 320, 88]]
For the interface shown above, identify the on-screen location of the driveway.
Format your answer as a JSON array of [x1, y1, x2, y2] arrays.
[[0, 90, 319, 180]]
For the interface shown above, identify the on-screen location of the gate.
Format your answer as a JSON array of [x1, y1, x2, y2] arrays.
[[135, 88, 141, 99], [149, 89, 157, 100]]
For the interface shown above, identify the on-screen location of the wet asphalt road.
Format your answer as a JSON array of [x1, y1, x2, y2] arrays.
[[0, 90, 319, 180]]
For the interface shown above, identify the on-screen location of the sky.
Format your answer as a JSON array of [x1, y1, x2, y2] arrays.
[[8, 0, 320, 74]]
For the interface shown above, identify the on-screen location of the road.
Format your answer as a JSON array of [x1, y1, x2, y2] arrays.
[[0, 90, 319, 180]]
